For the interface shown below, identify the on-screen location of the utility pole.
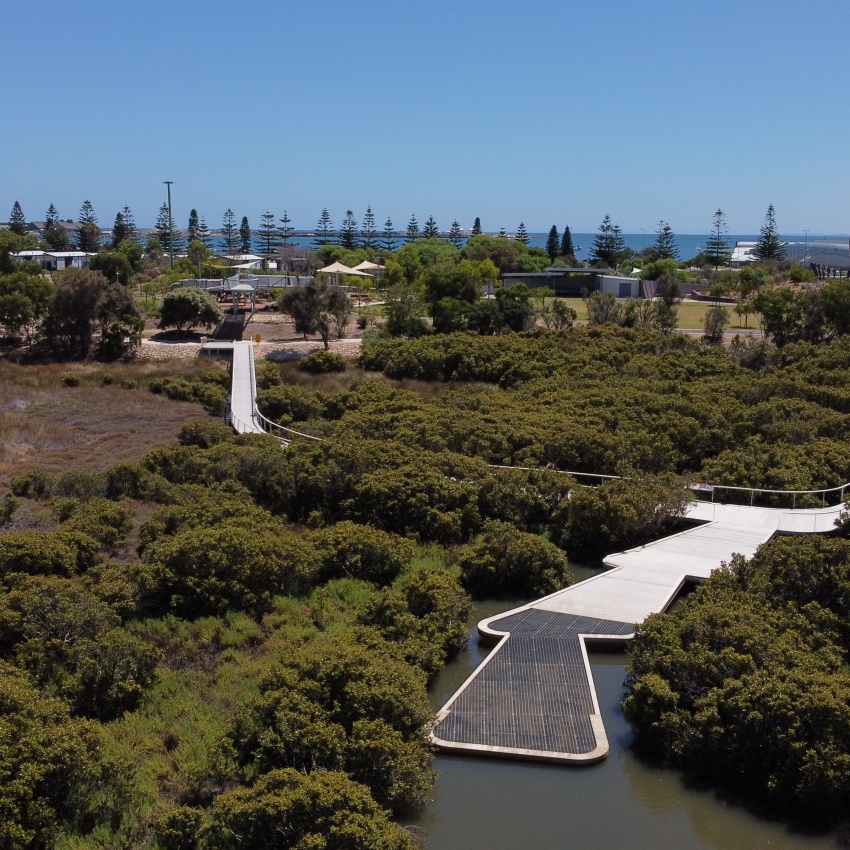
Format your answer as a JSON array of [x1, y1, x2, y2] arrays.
[[163, 180, 174, 269]]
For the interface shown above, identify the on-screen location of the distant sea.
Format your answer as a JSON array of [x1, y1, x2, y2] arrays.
[[256, 232, 847, 263]]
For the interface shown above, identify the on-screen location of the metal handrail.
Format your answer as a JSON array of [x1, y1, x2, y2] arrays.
[[486, 464, 621, 481], [226, 344, 850, 507]]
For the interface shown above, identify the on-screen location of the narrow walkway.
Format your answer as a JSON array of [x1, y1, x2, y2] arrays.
[[431, 500, 845, 764], [203, 341, 266, 436]]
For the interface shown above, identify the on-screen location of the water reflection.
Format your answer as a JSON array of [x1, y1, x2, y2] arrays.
[[413, 566, 838, 849]]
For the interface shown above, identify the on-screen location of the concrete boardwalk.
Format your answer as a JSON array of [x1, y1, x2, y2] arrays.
[[204, 341, 267, 435], [431, 500, 845, 764]]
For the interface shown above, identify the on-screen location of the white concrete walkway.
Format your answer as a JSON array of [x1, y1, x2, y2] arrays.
[[203, 341, 266, 436], [433, 499, 847, 764]]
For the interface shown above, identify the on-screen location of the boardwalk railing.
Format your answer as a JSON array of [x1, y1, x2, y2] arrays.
[[691, 480, 849, 509], [221, 341, 850, 509]]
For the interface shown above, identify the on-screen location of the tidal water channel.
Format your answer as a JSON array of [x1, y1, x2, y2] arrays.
[[410, 567, 839, 850]]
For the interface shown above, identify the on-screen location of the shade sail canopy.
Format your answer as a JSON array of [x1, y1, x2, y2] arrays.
[[318, 261, 372, 277], [352, 260, 384, 271]]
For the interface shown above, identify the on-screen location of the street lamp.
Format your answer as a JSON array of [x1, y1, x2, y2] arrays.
[[803, 229, 809, 259], [163, 181, 174, 270]]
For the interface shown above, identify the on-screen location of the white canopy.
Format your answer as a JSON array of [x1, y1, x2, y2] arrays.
[[318, 261, 372, 277], [352, 260, 384, 271]]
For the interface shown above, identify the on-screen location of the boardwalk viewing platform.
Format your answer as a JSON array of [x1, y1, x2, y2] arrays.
[[431, 500, 845, 764], [215, 340, 847, 766]]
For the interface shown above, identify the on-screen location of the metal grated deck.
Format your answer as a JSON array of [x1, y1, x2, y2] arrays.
[[433, 610, 633, 759]]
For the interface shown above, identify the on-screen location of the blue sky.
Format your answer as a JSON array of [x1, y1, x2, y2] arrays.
[[2, 0, 847, 236]]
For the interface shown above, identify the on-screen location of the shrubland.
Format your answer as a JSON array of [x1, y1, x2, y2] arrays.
[[4, 323, 850, 842]]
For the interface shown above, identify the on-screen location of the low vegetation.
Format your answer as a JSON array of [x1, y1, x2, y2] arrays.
[[3, 319, 850, 844]]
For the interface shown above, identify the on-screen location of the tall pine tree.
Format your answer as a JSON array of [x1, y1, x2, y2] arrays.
[[423, 215, 439, 239], [449, 220, 463, 248], [545, 225, 560, 262], [471, 217, 482, 236], [220, 209, 239, 254], [360, 206, 378, 250], [239, 216, 251, 253], [339, 210, 357, 248], [7, 201, 26, 235], [405, 214, 419, 243], [111, 211, 128, 248], [560, 226, 574, 259], [258, 212, 278, 257], [187, 209, 199, 244], [154, 203, 182, 254], [705, 209, 731, 270], [754, 204, 785, 262], [589, 215, 624, 267], [122, 206, 138, 242], [516, 222, 530, 245], [382, 217, 397, 252], [43, 204, 69, 249], [196, 217, 212, 249], [652, 221, 679, 260], [77, 200, 101, 252], [278, 211, 294, 245], [314, 208, 334, 247]]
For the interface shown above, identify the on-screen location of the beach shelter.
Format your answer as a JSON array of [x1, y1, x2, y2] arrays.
[[317, 261, 372, 286], [352, 260, 385, 272]]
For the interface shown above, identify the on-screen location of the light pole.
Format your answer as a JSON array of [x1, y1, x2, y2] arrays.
[[803, 229, 809, 260], [163, 181, 174, 269]]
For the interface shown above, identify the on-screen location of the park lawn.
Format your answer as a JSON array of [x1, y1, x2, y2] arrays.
[[551, 297, 754, 331]]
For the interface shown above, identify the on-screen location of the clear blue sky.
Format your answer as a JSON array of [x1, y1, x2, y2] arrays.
[[2, 0, 847, 236]]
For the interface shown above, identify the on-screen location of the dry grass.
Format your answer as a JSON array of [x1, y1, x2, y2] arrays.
[[0, 360, 222, 491]]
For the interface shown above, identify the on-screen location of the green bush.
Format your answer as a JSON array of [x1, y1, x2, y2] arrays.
[[310, 521, 414, 585], [61, 373, 80, 387], [455, 520, 571, 597], [299, 350, 347, 373]]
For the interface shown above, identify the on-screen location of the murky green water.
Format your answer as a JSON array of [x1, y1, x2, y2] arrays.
[[411, 567, 839, 849]]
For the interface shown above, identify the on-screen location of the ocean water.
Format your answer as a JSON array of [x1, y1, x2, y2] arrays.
[[258, 232, 846, 264]]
